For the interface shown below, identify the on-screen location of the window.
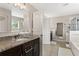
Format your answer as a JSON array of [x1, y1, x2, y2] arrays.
[[11, 16, 24, 32]]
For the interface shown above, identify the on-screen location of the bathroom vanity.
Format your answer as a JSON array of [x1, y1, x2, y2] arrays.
[[0, 33, 40, 56]]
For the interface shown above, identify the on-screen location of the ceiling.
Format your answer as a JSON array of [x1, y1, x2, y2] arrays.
[[31, 3, 79, 17], [0, 3, 79, 18]]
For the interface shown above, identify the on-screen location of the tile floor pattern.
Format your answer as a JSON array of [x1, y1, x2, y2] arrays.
[[42, 41, 73, 56]]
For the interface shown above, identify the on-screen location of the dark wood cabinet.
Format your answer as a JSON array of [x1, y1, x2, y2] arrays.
[[21, 40, 33, 56], [33, 38, 40, 56], [0, 38, 40, 56], [0, 45, 22, 56], [21, 38, 40, 56]]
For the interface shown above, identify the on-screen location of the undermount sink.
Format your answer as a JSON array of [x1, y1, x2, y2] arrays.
[[15, 34, 33, 41], [16, 38, 28, 41]]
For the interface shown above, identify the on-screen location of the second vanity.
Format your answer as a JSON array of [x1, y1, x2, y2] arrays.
[[0, 32, 40, 56]]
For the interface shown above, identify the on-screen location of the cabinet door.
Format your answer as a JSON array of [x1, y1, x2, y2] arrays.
[[0, 45, 22, 56], [33, 38, 40, 56]]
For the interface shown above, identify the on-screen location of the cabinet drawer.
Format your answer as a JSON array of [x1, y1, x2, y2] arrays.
[[21, 41, 33, 56]]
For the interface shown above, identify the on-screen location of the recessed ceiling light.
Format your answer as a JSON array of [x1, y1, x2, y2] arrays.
[[63, 3, 69, 6]]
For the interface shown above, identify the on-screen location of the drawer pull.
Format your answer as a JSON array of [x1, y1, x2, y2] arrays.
[[25, 48, 33, 53]]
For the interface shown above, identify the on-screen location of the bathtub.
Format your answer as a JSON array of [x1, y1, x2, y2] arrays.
[[70, 31, 79, 56]]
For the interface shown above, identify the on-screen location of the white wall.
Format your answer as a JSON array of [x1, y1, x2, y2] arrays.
[[50, 16, 70, 39], [50, 14, 79, 42], [33, 11, 50, 44], [23, 11, 44, 36], [0, 8, 11, 32], [42, 17, 50, 44], [23, 12, 33, 33], [33, 11, 43, 35]]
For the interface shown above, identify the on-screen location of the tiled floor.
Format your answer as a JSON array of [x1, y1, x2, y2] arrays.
[[58, 47, 73, 56], [42, 40, 73, 56], [42, 44, 58, 56]]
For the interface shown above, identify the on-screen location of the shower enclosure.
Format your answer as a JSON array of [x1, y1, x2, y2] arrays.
[[70, 17, 79, 31]]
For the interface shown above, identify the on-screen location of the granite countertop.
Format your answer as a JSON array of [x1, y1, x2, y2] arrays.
[[0, 34, 40, 53], [0, 32, 31, 38], [0, 32, 18, 37]]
